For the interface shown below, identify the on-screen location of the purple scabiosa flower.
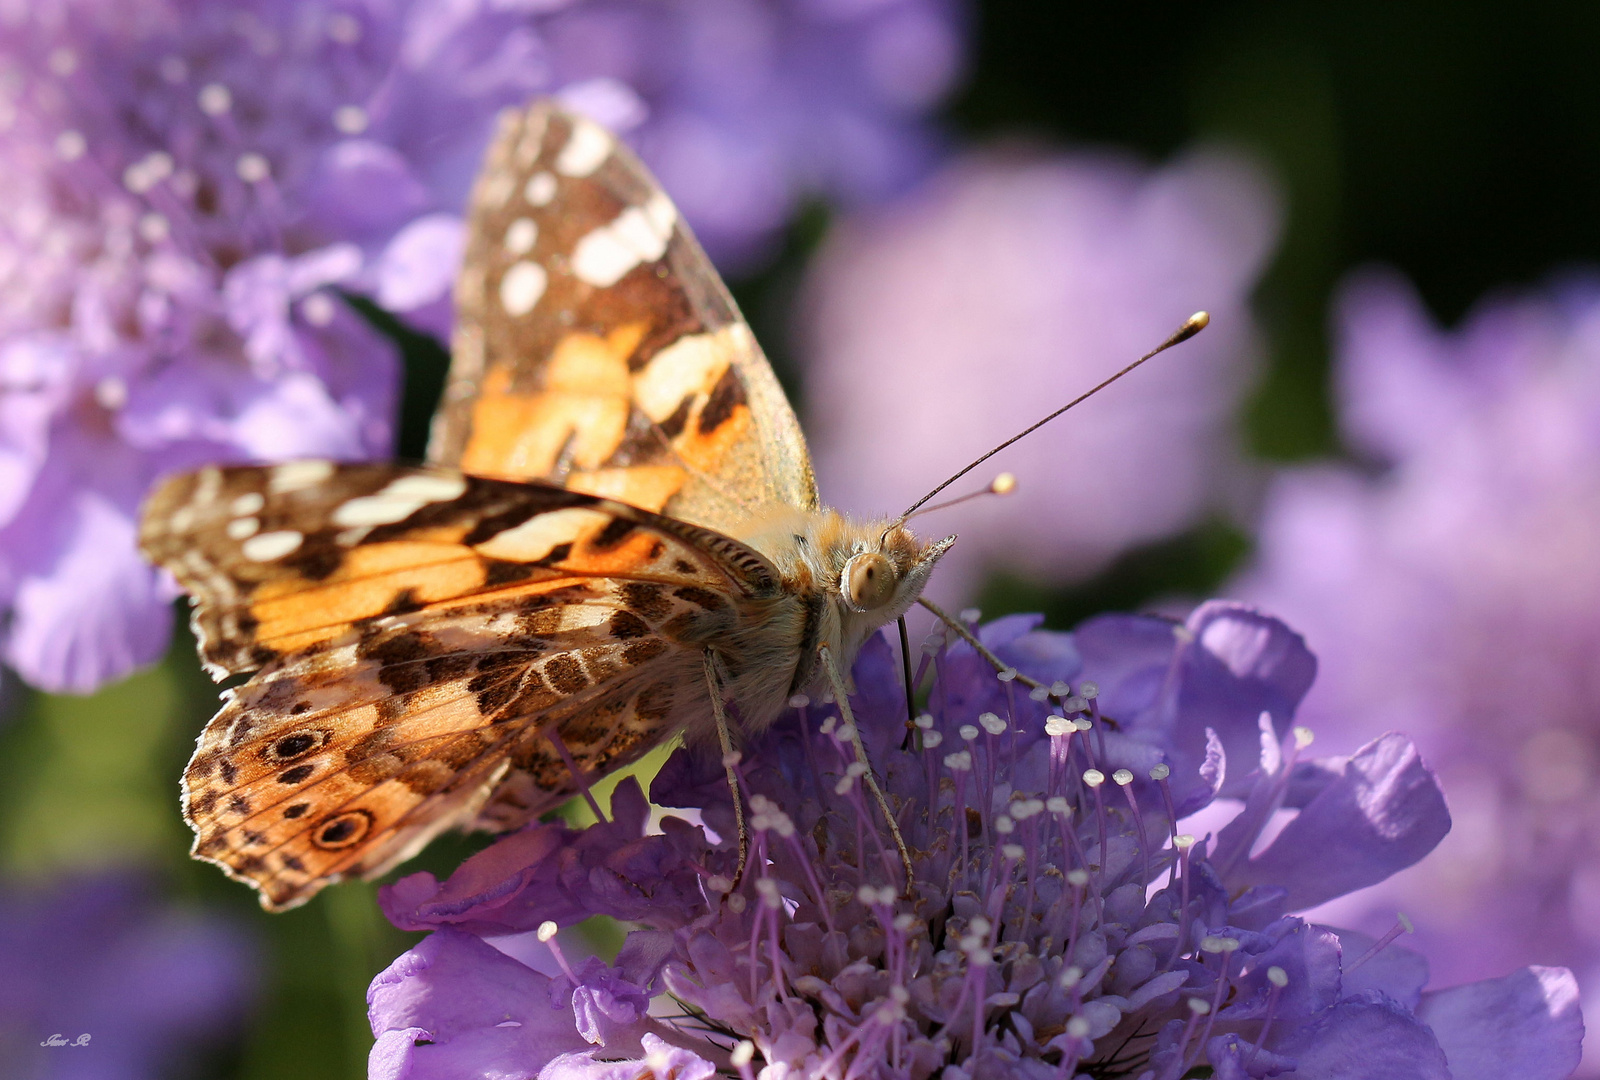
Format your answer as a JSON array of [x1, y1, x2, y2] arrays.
[[0, 867, 255, 1078], [370, 601, 1582, 1079], [799, 149, 1280, 604], [1235, 269, 1600, 1071]]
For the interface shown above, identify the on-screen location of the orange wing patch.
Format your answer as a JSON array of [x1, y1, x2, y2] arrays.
[[139, 462, 779, 678], [431, 101, 818, 533]]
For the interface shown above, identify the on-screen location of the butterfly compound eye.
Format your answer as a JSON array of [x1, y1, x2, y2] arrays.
[[843, 552, 897, 611]]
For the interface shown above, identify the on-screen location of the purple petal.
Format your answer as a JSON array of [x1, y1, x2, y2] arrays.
[[1321, 926, 1430, 1010], [1416, 967, 1583, 1080], [1, 488, 172, 693], [1229, 734, 1451, 910], [375, 213, 466, 314], [1270, 991, 1451, 1080], [537, 1033, 718, 1080], [368, 929, 592, 1080]]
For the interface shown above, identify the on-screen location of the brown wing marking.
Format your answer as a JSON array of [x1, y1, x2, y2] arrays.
[[432, 100, 817, 531], [139, 462, 779, 678]]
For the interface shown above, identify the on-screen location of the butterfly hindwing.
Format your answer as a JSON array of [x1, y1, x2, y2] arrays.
[[181, 596, 701, 911], [430, 100, 818, 532]]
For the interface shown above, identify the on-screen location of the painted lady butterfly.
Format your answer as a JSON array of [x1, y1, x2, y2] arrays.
[[139, 102, 955, 910]]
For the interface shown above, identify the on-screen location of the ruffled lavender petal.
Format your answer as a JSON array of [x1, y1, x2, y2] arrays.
[[1232, 734, 1451, 910], [1415, 966, 1583, 1080]]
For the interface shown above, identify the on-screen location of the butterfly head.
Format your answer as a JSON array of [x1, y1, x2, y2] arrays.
[[837, 521, 952, 621]]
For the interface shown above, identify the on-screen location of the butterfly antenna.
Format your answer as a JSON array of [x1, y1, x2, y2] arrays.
[[886, 312, 1210, 533]]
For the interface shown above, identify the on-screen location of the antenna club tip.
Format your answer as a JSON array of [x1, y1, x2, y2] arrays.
[[990, 472, 1017, 496], [1189, 311, 1210, 330]]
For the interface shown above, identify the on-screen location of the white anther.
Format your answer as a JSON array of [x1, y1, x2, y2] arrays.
[[857, 885, 879, 904], [730, 1041, 755, 1068], [914, 713, 935, 730], [921, 730, 943, 749], [1029, 686, 1050, 701], [706, 876, 732, 894], [1267, 966, 1289, 988], [333, 104, 368, 134], [1046, 796, 1072, 817], [994, 815, 1015, 835], [959, 725, 979, 742], [1294, 726, 1315, 748], [836, 723, 857, 743], [1045, 716, 1073, 737], [1059, 965, 1084, 989], [55, 130, 86, 160], [979, 712, 1007, 736], [1066, 869, 1090, 888], [834, 776, 855, 796], [1187, 998, 1211, 1016], [1074, 718, 1093, 732], [727, 894, 747, 914], [1149, 763, 1171, 781], [1082, 769, 1105, 788], [943, 751, 972, 772], [788, 694, 809, 708], [1066, 1015, 1091, 1038], [537, 921, 558, 942], [969, 916, 991, 936], [891, 984, 911, 1003], [1064, 696, 1088, 713], [722, 751, 742, 769], [1173, 834, 1196, 850], [846, 762, 868, 779], [893, 913, 918, 932], [960, 607, 981, 623], [1113, 769, 1134, 786], [997, 668, 1017, 683], [1050, 681, 1071, 697], [818, 716, 836, 736], [1079, 681, 1099, 699], [236, 152, 270, 182], [756, 878, 783, 908], [1001, 843, 1025, 861], [198, 82, 232, 115]]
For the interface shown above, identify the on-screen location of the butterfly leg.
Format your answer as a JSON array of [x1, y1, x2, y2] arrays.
[[817, 643, 917, 895], [701, 649, 750, 892], [918, 596, 1051, 696]]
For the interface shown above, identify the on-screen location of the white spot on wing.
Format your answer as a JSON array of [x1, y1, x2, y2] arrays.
[[524, 171, 557, 206], [269, 460, 335, 493], [473, 507, 609, 562], [226, 517, 260, 540], [330, 473, 469, 528], [504, 217, 538, 256], [554, 118, 612, 177], [242, 530, 304, 562], [634, 329, 729, 422], [499, 260, 548, 317], [570, 192, 677, 288]]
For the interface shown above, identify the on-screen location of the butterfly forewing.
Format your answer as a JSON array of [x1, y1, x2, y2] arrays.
[[431, 101, 818, 532]]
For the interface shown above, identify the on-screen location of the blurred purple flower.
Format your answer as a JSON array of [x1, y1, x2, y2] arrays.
[[1236, 269, 1600, 1070], [800, 148, 1280, 604], [0, 0, 964, 694], [0, 867, 255, 1079], [369, 602, 1581, 1078]]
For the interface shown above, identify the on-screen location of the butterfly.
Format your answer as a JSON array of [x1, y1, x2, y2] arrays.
[[139, 102, 956, 911]]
